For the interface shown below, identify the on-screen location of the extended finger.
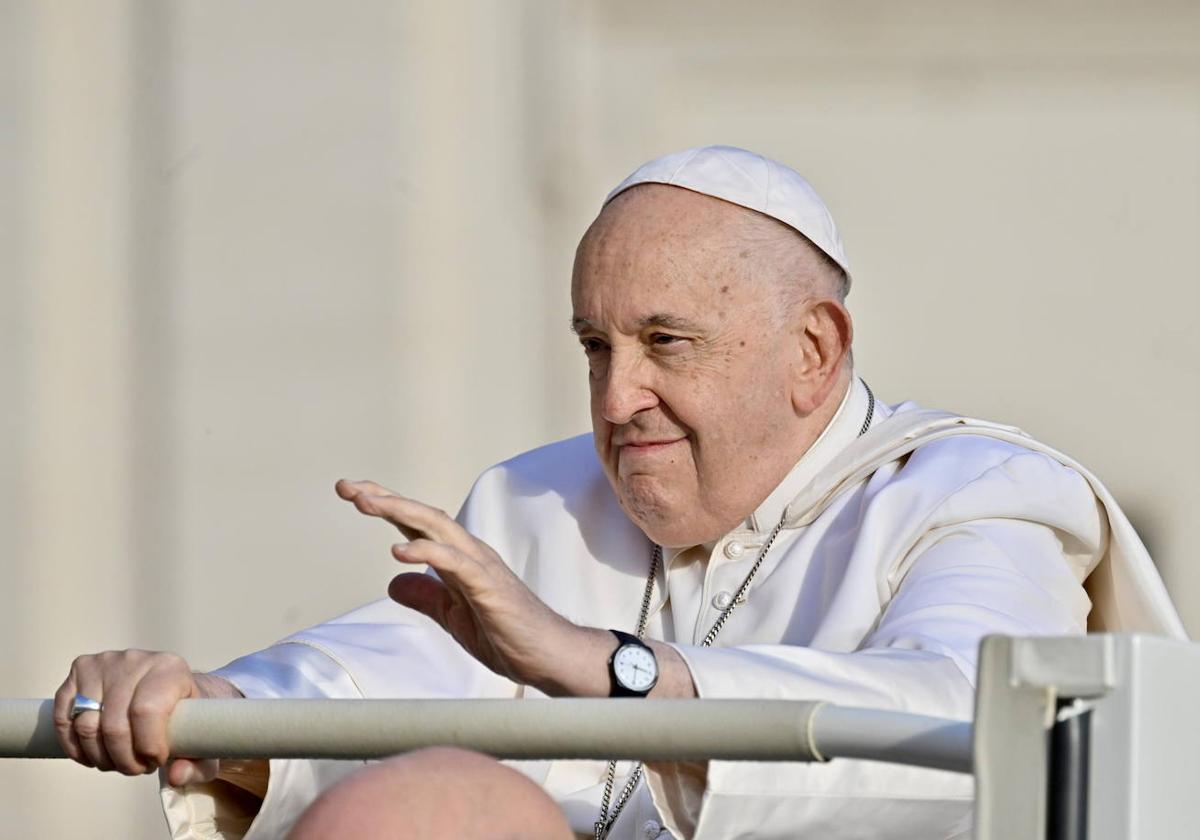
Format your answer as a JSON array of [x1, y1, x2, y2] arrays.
[[335, 479, 400, 502], [52, 668, 86, 764], [391, 540, 484, 594], [345, 488, 474, 552], [337, 480, 421, 541]]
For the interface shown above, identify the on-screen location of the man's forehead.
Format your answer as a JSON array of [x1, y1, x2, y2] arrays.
[[575, 199, 747, 298], [570, 242, 758, 335], [576, 185, 763, 278]]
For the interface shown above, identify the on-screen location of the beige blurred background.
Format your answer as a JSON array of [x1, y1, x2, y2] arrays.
[[1, 0, 1197, 836]]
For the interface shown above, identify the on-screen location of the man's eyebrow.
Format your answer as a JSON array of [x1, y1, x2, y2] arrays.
[[635, 313, 704, 332], [570, 314, 704, 335]]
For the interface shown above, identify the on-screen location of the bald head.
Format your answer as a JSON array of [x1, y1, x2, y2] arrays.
[[581, 185, 848, 327]]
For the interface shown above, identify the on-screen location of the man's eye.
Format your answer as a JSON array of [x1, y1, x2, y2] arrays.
[[650, 333, 683, 346], [580, 338, 607, 353]]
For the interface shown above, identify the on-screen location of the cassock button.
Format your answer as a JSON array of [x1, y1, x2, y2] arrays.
[[642, 819, 663, 839], [713, 591, 734, 610], [723, 541, 745, 559]]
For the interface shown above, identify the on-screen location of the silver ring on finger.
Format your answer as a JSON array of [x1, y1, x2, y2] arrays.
[[70, 693, 103, 720]]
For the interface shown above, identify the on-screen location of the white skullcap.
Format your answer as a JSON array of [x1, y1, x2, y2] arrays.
[[604, 145, 851, 284]]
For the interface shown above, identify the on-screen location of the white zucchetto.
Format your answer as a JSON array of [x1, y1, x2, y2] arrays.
[[605, 145, 851, 285]]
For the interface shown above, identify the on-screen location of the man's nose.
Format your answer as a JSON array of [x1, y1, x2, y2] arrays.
[[599, 353, 658, 425]]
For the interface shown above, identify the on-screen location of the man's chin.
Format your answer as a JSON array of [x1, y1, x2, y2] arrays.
[[617, 490, 712, 549]]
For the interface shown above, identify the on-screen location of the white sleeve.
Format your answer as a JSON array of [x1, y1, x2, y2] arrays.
[[157, 466, 528, 839], [159, 641, 366, 840], [647, 505, 1099, 839], [159, 599, 518, 839]]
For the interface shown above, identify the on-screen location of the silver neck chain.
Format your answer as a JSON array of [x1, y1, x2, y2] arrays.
[[594, 379, 874, 840]]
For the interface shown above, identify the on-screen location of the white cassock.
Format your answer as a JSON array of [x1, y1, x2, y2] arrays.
[[160, 377, 1185, 839]]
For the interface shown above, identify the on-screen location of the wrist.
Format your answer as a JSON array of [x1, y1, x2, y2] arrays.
[[529, 624, 615, 698], [193, 672, 244, 700]]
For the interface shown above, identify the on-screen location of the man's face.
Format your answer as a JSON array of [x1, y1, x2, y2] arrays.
[[571, 185, 816, 547]]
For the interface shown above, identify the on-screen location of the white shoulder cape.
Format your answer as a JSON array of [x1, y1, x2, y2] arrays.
[[784, 408, 1187, 639]]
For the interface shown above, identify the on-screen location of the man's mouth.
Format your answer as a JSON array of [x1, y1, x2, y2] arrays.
[[617, 437, 686, 455]]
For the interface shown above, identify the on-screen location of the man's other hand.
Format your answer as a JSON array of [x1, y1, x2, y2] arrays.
[[53, 650, 242, 782], [335, 478, 607, 696]]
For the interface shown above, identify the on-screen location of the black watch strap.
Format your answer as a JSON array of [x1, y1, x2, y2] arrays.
[[610, 629, 645, 649]]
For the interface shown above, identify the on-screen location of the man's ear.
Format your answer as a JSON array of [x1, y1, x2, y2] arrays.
[[790, 299, 853, 416]]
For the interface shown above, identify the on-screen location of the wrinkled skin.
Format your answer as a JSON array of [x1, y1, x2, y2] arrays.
[[573, 184, 852, 546]]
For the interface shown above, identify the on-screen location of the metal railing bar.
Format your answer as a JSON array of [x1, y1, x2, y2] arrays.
[[812, 704, 973, 774], [0, 698, 972, 773]]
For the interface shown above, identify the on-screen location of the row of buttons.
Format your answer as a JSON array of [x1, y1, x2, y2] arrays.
[[626, 540, 761, 840], [714, 539, 759, 610]]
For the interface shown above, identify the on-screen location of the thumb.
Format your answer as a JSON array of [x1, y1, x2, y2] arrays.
[[388, 573, 454, 629], [166, 757, 220, 787]]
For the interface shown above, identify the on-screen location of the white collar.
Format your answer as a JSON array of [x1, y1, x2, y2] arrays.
[[744, 374, 876, 534], [665, 374, 879, 563]]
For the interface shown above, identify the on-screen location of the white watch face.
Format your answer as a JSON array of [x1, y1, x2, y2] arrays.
[[614, 644, 657, 692]]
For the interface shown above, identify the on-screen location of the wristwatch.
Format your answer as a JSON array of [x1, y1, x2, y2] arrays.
[[607, 629, 659, 697]]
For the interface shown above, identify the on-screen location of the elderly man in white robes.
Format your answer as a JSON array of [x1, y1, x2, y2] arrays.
[[54, 146, 1185, 840]]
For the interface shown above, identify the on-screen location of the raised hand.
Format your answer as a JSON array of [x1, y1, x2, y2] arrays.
[[335, 479, 606, 696]]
